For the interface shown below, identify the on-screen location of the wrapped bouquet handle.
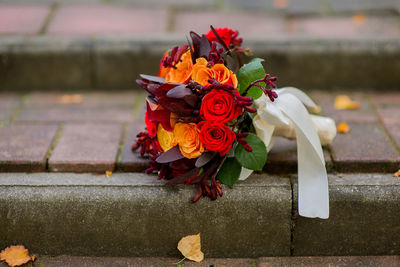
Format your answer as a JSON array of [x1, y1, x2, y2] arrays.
[[246, 87, 335, 219]]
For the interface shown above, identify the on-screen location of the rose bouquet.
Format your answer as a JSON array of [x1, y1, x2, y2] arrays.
[[133, 26, 336, 219]]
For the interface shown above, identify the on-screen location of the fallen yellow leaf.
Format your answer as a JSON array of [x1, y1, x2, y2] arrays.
[[308, 105, 322, 115], [177, 233, 204, 262], [337, 122, 350, 133], [334, 95, 361, 110], [352, 13, 367, 26], [0, 245, 35, 267], [58, 94, 83, 104], [393, 170, 400, 177], [106, 171, 112, 178]]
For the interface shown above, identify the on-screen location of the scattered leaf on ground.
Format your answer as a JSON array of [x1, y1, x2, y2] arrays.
[[0, 245, 35, 267], [177, 233, 204, 262], [273, 0, 288, 9], [334, 95, 361, 110], [58, 94, 83, 104], [106, 171, 112, 178], [337, 122, 350, 133], [352, 13, 367, 26], [393, 170, 400, 177]]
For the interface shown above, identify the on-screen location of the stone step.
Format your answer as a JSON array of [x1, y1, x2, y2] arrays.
[[1, 255, 399, 267], [0, 172, 399, 257], [1, 36, 400, 91]]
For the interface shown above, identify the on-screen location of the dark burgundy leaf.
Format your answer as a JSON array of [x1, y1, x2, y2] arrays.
[[156, 146, 184, 163], [158, 96, 193, 116], [146, 96, 157, 105], [167, 85, 194, 98], [195, 151, 217, 167], [170, 158, 196, 171], [159, 83, 184, 92], [186, 36, 195, 64], [140, 74, 165, 84], [165, 167, 200, 186], [183, 95, 199, 107], [199, 34, 211, 58], [190, 31, 201, 59]]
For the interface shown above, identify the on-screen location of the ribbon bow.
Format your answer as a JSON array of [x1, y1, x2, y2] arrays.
[[239, 87, 336, 219]]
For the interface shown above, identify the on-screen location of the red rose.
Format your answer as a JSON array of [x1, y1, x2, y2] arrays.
[[198, 121, 236, 156], [205, 27, 243, 48], [200, 90, 242, 123]]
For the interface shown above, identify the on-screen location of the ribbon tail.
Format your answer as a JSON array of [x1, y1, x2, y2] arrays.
[[277, 93, 329, 219]]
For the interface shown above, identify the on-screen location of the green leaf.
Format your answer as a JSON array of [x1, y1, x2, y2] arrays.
[[217, 157, 242, 188], [234, 133, 267, 171], [237, 58, 266, 99]]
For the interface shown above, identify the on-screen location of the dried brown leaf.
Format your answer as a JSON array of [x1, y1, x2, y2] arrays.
[[58, 94, 83, 104], [0, 245, 35, 267], [177, 233, 204, 262]]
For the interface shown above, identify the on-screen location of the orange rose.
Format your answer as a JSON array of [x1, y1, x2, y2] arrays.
[[172, 122, 204, 159], [158, 51, 170, 78], [165, 50, 193, 84], [191, 58, 238, 88], [157, 124, 174, 152]]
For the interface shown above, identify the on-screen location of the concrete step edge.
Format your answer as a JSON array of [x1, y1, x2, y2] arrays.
[[0, 172, 399, 257], [1, 35, 400, 91]]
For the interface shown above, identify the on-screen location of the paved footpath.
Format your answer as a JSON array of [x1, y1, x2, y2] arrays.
[[0, 91, 399, 173]]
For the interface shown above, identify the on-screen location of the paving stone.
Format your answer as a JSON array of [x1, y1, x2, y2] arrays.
[[0, 173, 291, 257], [118, 123, 148, 172], [174, 11, 286, 37], [288, 15, 400, 37], [24, 92, 136, 108], [0, 5, 50, 34], [331, 122, 400, 172], [265, 137, 332, 174], [310, 91, 378, 123], [16, 106, 133, 123], [0, 94, 20, 122], [48, 124, 122, 172], [0, 125, 58, 172], [259, 256, 400, 267], [371, 92, 400, 107], [185, 258, 257, 267], [292, 173, 400, 256], [48, 5, 167, 34]]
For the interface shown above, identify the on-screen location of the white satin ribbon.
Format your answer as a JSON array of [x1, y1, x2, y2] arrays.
[[240, 87, 334, 219]]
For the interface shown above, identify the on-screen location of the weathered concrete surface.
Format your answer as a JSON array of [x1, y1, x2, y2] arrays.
[[1, 36, 400, 91], [292, 173, 400, 256], [258, 256, 400, 267], [0, 173, 291, 258]]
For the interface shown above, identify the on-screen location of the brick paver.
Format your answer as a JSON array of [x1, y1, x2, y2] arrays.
[[0, 124, 58, 172], [48, 5, 167, 35], [48, 124, 122, 172], [288, 15, 400, 37], [24, 92, 137, 108], [372, 93, 400, 150], [16, 107, 133, 123], [310, 91, 377, 123], [174, 11, 286, 36], [331, 122, 400, 172], [118, 123, 148, 172], [0, 94, 20, 122], [0, 5, 50, 34]]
